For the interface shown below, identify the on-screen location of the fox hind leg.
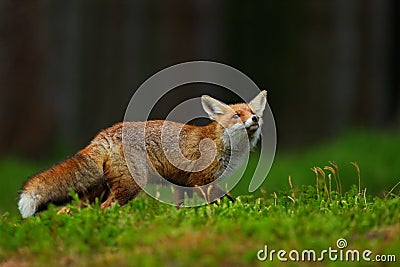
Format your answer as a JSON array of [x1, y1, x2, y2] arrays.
[[80, 177, 110, 204], [100, 173, 143, 209]]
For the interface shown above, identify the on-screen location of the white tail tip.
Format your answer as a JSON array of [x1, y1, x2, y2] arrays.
[[18, 192, 39, 218]]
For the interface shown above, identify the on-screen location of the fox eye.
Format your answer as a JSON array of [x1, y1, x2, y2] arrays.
[[233, 114, 240, 119]]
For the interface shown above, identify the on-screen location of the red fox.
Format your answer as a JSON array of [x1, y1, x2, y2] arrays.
[[18, 91, 267, 218]]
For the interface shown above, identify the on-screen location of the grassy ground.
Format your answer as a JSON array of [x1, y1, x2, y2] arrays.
[[241, 129, 400, 198], [0, 185, 399, 266], [0, 130, 399, 266]]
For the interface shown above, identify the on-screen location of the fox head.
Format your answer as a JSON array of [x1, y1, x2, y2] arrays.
[[201, 90, 267, 148]]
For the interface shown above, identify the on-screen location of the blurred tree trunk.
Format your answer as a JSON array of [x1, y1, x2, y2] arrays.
[[395, 1, 400, 125], [148, 0, 227, 116], [330, 0, 359, 131], [0, 1, 54, 157], [356, 0, 392, 126], [76, 0, 127, 147], [41, 1, 82, 150]]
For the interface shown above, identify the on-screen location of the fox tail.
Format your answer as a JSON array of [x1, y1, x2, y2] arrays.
[[18, 144, 107, 218]]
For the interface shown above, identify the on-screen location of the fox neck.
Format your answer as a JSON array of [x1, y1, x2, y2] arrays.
[[198, 121, 255, 156]]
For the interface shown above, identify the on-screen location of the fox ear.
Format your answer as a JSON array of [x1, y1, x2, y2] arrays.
[[249, 90, 267, 115], [201, 95, 231, 120]]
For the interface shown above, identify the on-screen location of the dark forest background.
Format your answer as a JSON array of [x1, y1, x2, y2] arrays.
[[1, 0, 399, 159]]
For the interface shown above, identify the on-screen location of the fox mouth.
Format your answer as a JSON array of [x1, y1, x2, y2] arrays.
[[246, 123, 259, 132]]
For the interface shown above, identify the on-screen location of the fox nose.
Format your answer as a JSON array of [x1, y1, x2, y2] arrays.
[[252, 115, 259, 123]]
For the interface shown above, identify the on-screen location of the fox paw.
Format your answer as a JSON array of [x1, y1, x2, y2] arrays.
[[57, 207, 73, 216]]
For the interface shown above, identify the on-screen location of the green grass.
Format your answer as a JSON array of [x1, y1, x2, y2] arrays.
[[0, 129, 400, 266], [0, 159, 41, 217], [0, 185, 399, 266], [234, 129, 400, 198]]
